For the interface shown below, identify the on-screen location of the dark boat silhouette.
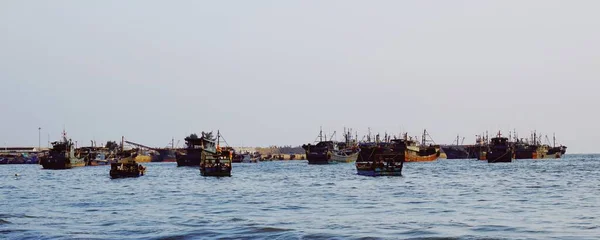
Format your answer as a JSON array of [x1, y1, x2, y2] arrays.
[[41, 131, 85, 169], [356, 139, 405, 176], [487, 134, 513, 163], [200, 131, 232, 177], [302, 128, 335, 164]]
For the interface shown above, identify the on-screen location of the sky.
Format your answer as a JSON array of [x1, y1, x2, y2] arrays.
[[0, 1, 598, 153]]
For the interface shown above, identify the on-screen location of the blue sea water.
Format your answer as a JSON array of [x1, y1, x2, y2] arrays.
[[1, 155, 600, 239]]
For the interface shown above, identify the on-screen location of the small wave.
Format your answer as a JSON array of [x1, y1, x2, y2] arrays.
[[471, 225, 519, 232], [230, 217, 245, 222], [398, 229, 438, 236], [99, 221, 117, 227], [0, 219, 11, 224], [254, 227, 291, 233], [279, 205, 307, 210]]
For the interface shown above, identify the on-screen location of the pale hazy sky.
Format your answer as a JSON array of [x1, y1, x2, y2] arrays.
[[1, 1, 598, 153]]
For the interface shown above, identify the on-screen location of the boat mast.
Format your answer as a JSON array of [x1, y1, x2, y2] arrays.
[[422, 129, 427, 146], [319, 126, 323, 142], [553, 133, 556, 148]]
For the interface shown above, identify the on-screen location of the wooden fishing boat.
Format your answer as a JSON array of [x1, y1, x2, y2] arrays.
[[176, 134, 213, 167], [355, 140, 406, 176], [404, 130, 440, 162], [41, 131, 85, 169], [331, 150, 359, 163], [110, 152, 146, 178], [440, 135, 470, 159], [331, 128, 359, 163], [302, 128, 335, 164], [200, 131, 232, 177], [543, 134, 567, 159], [487, 133, 513, 163]]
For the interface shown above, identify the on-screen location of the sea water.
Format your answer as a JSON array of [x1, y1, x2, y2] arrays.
[[1, 155, 599, 239]]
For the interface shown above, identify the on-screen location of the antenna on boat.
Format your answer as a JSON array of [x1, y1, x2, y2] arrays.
[[553, 133, 556, 148]]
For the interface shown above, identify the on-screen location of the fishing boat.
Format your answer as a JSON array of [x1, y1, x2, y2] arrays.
[[486, 133, 513, 163], [176, 133, 213, 167], [110, 152, 146, 178], [355, 139, 406, 176], [513, 131, 548, 159], [441, 146, 469, 159], [513, 142, 536, 159], [238, 152, 259, 163], [441, 135, 470, 159], [154, 149, 176, 162], [331, 128, 359, 163], [302, 141, 334, 164], [40, 131, 85, 169], [76, 143, 112, 166], [473, 134, 489, 160], [331, 149, 359, 163], [546, 146, 567, 158], [200, 131, 232, 177], [405, 130, 440, 162], [86, 150, 112, 166], [543, 134, 567, 159], [302, 128, 335, 164]]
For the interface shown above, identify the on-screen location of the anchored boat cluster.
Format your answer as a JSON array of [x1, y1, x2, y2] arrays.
[[302, 128, 568, 176], [5, 128, 567, 178]]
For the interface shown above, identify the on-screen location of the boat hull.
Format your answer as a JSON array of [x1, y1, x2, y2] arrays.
[[441, 146, 470, 159], [41, 156, 85, 169], [541, 152, 562, 159], [331, 152, 358, 163], [154, 149, 177, 162], [303, 141, 335, 164], [134, 155, 152, 163], [177, 157, 200, 166], [487, 151, 513, 163], [200, 166, 232, 177], [176, 151, 202, 167], [478, 152, 487, 160], [405, 152, 439, 162], [110, 170, 143, 178], [88, 159, 111, 166], [306, 152, 332, 164], [356, 164, 403, 176], [355, 141, 405, 177], [110, 162, 145, 178]]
